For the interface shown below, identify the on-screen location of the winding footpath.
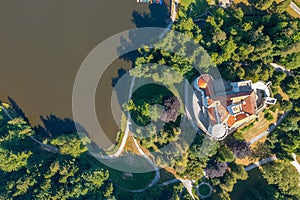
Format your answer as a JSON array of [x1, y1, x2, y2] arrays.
[[125, 137, 160, 192]]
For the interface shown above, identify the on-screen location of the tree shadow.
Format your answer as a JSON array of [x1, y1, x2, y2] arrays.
[[37, 114, 87, 138], [132, 4, 169, 28], [8, 96, 29, 123], [111, 68, 128, 87], [117, 3, 170, 64], [7, 96, 87, 138]]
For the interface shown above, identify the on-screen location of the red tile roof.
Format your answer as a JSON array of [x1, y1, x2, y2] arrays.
[[236, 113, 248, 121], [208, 107, 217, 125], [242, 91, 257, 115], [198, 75, 257, 128], [227, 115, 235, 127]]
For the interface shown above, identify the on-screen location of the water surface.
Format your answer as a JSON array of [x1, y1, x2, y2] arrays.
[[0, 0, 169, 143]]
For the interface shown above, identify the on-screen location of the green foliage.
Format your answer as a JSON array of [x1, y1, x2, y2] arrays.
[[280, 99, 293, 111], [181, 136, 219, 180], [270, 71, 287, 87], [251, 0, 276, 10], [233, 131, 244, 141], [231, 168, 287, 200], [250, 142, 272, 161], [216, 145, 235, 162], [264, 112, 274, 121], [211, 163, 248, 198], [273, 0, 292, 13], [50, 133, 90, 157], [229, 163, 248, 181], [0, 107, 115, 200], [180, 0, 196, 8], [267, 109, 300, 160], [280, 52, 300, 70], [261, 161, 300, 198], [282, 75, 300, 100], [0, 148, 32, 172]]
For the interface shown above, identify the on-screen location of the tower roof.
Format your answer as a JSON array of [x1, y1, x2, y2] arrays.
[[197, 74, 212, 89]]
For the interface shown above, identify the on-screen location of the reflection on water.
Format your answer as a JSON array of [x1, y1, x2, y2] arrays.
[[0, 0, 169, 143]]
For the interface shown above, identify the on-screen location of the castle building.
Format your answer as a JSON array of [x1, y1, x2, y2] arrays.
[[193, 74, 276, 140]]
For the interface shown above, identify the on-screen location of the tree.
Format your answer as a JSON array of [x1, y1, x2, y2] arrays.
[[280, 100, 293, 111], [50, 133, 90, 157], [212, 29, 227, 43], [282, 41, 300, 56], [205, 162, 228, 178], [261, 161, 300, 198], [251, 0, 276, 10], [227, 139, 251, 159], [229, 163, 248, 181], [217, 145, 235, 162], [250, 142, 272, 161], [172, 18, 202, 43], [274, 0, 292, 13], [0, 106, 115, 200], [160, 96, 181, 122], [282, 75, 300, 100], [264, 112, 274, 121], [233, 131, 244, 141], [220, 172, 236, 192], [0, 148, 32, 172]]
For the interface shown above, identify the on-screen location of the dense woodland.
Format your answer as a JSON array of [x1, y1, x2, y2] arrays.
[[0, 104, 116, 200], [1, 0, 300, 199]]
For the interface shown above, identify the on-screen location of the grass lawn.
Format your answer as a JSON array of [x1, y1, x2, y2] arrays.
[[123, 135, 139, 154], [235, 109, 279, 166], [109, 169, 156, 190], [286, 6, 300, 18], [198, 184, 211, 196], [243, 110, 279, 142], [235, 156, 252, 166], [274, 0, 300, 18], [132, 83, 172, 101], [230, 168, 269, 199], [157, 168, 177, 184], [82, 153, 156, 190]]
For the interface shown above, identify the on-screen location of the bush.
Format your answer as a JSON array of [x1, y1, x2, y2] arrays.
[[280, 100, 293, 111], [233, 131, 244, 141], [264, 112, 274, 121]]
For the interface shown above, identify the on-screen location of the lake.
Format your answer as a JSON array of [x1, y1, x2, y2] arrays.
[[0, 0, 169, 145]]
